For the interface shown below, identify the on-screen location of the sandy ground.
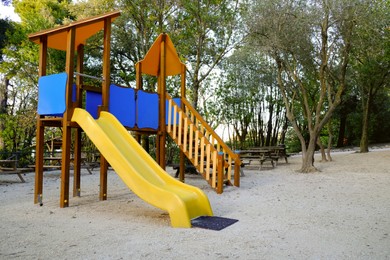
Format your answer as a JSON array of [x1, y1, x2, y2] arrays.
[[1, 147, 389, 259]]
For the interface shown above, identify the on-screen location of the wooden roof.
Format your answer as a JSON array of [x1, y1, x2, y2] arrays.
[[137, 33, 185, 76], [28, 11, 121, 51]]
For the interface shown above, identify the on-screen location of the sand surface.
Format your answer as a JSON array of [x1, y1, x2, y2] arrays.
[[1, 147, 389, 259]]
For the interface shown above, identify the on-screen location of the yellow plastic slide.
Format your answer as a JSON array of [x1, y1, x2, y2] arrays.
[[71, 108, 213, 228]]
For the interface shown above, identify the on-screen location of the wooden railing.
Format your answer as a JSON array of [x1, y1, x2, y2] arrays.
[[166, 94, 240, 193]]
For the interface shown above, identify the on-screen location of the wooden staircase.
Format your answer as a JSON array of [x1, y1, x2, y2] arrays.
[[166, 94, 240, 193]]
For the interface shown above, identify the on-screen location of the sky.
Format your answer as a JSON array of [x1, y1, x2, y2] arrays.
[[0, 2, 21, 22]]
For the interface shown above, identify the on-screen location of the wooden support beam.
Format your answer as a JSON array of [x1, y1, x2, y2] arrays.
[[73, 44, 84, 197], [217, 152, 224, 194], [34, 35, 47, 206], [99, 17, 112, 201], [60, 27, 76, 208], [157, 35, 167, 169], [234, 154, 241, 187]]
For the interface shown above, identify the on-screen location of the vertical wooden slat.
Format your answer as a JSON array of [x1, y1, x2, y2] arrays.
[[194, 130, 199, 166], [206, 142, 209, 181], [173, 105, 177, 139], [167, 99, 172, 133], [227, 156, 230, 181], [189, 123, 193, 159], [212, 150, 217, 188], [183, 117, 188, 153], [178, 111, 182, 145], [200, 137, 204, 173]]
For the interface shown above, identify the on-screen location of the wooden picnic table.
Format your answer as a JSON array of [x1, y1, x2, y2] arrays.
[[0, 159, 26, 182], [41, 156, 99, 174], [238, 146, 289, 169]]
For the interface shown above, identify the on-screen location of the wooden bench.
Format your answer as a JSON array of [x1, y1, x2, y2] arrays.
[[239, 151, 276, 170], [0, 159, 26, 183]]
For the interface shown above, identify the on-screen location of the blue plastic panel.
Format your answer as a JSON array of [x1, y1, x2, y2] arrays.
[[37, 72, 68, 116], [86, 91, 102, 119], [109, 84, 136, 128], [166, 98, 181, 125], [137, 90, 159, 129], [72, 84, 77, 102]]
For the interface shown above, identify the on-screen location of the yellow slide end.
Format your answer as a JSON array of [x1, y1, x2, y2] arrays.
[[71, 108, 213, 227]]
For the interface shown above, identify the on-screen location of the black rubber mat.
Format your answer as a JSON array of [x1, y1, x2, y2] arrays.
[[191, 216, 238, 231]]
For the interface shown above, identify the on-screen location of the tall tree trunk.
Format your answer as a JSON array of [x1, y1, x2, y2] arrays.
[[360, 89, 371, 153], [279, 113, 288, 144], [337, 113, 347, 147], [0, 77, 8, 150], [192, 77, 200, 110], [265, 103, 273, 146]]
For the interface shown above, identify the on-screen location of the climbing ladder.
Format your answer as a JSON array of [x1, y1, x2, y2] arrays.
[[166, 94, 241, 193]]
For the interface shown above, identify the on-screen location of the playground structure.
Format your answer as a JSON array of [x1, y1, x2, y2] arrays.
[[28, 11, 240, 227]]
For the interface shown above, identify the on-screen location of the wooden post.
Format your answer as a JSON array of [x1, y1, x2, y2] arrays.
[[217, 152, 224, 194], [234, 152, 241, 187], [60, 27, 76, 208], [99, 17, 112, 201], [73, 44, 84, 197], [135, 62, 142, 143], [158, 34, 167, 169], [34, 36, 47, 205], [178, 64, 186, 182]]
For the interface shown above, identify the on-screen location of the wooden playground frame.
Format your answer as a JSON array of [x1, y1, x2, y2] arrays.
[[29, 11, 240, 207]]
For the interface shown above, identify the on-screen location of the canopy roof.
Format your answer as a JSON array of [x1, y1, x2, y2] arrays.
[[138, 33, 185, 76], [29, 11, 120, 51]]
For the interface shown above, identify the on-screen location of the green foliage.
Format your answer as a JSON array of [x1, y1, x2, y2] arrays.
[[1, 0, 389, 161]]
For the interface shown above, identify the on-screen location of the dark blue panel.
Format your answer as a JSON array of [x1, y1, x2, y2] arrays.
[[109, 84, 136, 128], [137, 90, 159, 129], [72, 84, 77, 102], [166, 98, 181, 125], [86, 91, 102, 119], [37, 72, 67, 116]]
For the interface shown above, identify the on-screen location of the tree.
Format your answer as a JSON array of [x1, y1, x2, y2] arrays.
[[0, 18, 14, 149], [350, 0, 390, 153], [245, 0, 358, 172], [171, 0, 242, 109], [216, 46, 286, 149]]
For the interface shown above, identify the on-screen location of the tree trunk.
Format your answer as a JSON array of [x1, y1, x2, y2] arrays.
[[265, 103, 273, 146], [360, 90, 371, 153], [336, 113, 347, 147], [317, 138, 327, 162], [326, 122, 333, 161], [0, 77, 8, 149], [300, 136, 317, 173]]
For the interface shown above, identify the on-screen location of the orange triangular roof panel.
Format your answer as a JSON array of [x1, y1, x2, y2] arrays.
[[28, 11, 121, 51], [138, 33, 184, 76]]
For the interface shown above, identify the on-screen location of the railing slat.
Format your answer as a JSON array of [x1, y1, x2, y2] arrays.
[[212, 150, 217, 188], [189, 123, 193, 159], [183, 118, 188, 153]]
